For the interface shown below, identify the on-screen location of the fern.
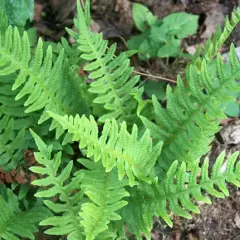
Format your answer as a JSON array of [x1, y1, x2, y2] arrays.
[[142, 45, 240, 175], [48, 112, 162, 186], [0, 26, 89, 133], [31, 131, 129, 240], [77, 159, 129, 240], [71, 0, 142, 122], [0, 187, 51, 240], [0, 1, 240, 240], [0, 112, 26, 171], [30, 130, 84, 239], [122, 151, 240, 239]]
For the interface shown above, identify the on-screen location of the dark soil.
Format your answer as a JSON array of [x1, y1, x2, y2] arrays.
[[32, 0, 240, 239]]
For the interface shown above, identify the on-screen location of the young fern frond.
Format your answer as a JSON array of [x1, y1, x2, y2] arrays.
[[122, 151, 240, 240], [72, 0, 142, 122], [0, 26, 89, 134], [77, 159, 129, 240], [0, 113, 26, 171], [142, 45, 240, 175], [0, 187, 51, 240], [49, 112, 162, 186], [30, 130, 84, 240]]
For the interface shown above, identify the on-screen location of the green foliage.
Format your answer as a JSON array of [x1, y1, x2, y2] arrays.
[[0, 1, 240, 240], [78, 159, 129, 240], [0, 113, 26, 171], [70, 1, 143, 122], [0, 24, 90, 139], [224, 100, 240, 117], [0, 0, 34, 27], [0, 186, 51, 240], [141, 45, 240, 176], [143, 80, 166, 100], [30, 130, 84, 239], [122, 151, 240, 239], [128, 3, 198, 59], [49, 112, 162, 186]]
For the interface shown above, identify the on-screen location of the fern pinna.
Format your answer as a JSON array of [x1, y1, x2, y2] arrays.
[[0, 0, 240, 240]]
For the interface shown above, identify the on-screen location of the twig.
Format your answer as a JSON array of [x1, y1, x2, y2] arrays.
[[133, 70, 177, 84]]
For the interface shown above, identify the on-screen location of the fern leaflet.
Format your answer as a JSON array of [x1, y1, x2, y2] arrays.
[[0, 112, 25, 171], [0, 26, 89, 135]]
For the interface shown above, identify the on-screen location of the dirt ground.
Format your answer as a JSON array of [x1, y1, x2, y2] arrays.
[[33, 0, 240, 239]]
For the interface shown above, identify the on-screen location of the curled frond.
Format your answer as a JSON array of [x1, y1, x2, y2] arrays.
[[49, 112, 162, 186]]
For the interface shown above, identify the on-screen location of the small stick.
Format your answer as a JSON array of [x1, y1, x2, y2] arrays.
[[133, 70, 177, 84]]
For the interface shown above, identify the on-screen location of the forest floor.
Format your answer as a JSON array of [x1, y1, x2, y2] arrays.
[[34, 0, 240, 239]]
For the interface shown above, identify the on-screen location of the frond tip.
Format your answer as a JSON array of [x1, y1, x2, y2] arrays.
[[48, 112, 163, 186]]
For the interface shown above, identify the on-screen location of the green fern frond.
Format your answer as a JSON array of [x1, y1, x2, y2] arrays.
[[30, 130, 84, 239], [0, 112, 26, 171], [0, 187, 51, 240], [0, 26, 89, 131], [72, 0, 142, 122], [122, 151, 240, 239], [142, 45, 240, 175], [77, 159, 129, 240], [49, 112, 162, 186]]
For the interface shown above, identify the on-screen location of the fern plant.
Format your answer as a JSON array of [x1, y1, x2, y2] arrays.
[[0, 0, 240, 240]]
